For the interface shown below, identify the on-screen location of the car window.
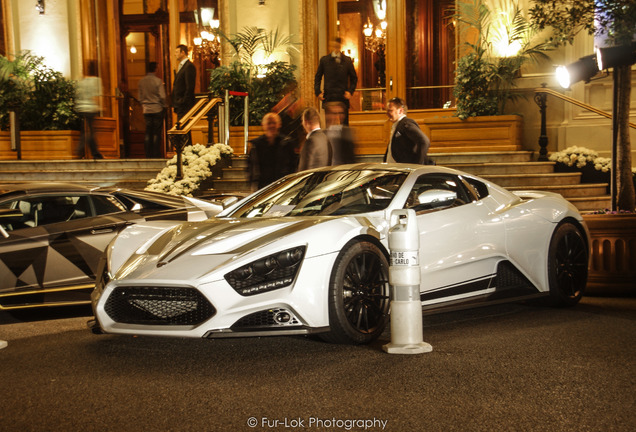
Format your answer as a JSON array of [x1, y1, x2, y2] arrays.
[[229, 170, 408, 218], [0, 194, 127, 231], [404, 173, 471, 213], [0, 196, 85, 227], [91, 195, 127, 215], [462, 176, 489, 200]]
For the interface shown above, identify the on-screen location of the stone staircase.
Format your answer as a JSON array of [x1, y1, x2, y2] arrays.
[[0, 159, 167, 189], [210, 151, 611, 212], [0, 151, 611, 212]]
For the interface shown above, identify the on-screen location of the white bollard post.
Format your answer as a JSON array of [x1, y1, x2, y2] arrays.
[[383, 209, 433, 354]]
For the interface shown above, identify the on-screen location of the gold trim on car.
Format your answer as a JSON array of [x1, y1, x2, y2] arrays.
[[0, 284, 94, 310]]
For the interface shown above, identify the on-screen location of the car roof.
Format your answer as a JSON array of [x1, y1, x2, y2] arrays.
[[0, 182, 101, 197], [303, 162, 466, 177]]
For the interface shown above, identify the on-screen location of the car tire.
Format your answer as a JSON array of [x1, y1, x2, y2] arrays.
[[548, 222, 588, 306], [321, 240, 390, 344]]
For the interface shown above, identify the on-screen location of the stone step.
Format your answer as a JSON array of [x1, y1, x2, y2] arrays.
[[446, 162, 555, 175], [567, 196, 612, 212], [0, 168, 160, 181], [0, 178, 151, 189], [221, 167, 251, 180], [0, 159, 167, 171], [480, 172, 583, 187], [429, 151, 534, 164], [212, 179, 252, 192], [507, 184, 609, 198]]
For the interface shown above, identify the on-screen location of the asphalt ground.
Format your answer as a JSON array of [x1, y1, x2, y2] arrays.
[[1, 295, 635, 432]]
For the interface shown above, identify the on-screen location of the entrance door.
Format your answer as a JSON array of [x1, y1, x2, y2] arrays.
[[334, 0, 455, 112], [120, 15, 169, 158]]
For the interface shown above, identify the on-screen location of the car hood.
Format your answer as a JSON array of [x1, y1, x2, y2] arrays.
[[107, 216, 385, 283]]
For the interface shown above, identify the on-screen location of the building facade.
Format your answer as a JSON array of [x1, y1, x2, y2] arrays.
[[1, 0, 634, 160]]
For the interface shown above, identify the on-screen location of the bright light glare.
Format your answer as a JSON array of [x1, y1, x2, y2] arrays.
[[595, 47, 604, 70], [556, 65, 571, 89], [200, 8, 214, 27]]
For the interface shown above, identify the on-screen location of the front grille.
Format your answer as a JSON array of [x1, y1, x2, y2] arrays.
[[104, 286, 215, 326], [231, 308, 300, 329]]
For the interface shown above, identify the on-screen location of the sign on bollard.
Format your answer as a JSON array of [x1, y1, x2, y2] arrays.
[[383, 209, 433, 354]]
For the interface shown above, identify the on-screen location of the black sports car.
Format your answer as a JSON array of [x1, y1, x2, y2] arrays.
[[0, 182, 222, 310]]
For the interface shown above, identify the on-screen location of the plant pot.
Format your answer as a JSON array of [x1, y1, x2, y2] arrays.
[[583, 213, 636, 296], [580, 164, 611, 185], [553, 162, 581, 173], [0, 130, 81, 159]]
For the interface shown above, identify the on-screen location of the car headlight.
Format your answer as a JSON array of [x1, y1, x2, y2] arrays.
[[224, 246, 306, 296]]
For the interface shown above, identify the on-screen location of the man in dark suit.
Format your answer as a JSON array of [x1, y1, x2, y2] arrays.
[[314, 37, 358, 125], [172, 44, 196, 120], [298, 107, 332, 171], [383, 97, 431, 164]]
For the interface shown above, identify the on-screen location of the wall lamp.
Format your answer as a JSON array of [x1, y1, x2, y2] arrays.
[[555, 54, 599, 89]]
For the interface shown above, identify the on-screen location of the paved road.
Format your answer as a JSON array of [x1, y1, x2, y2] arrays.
[[1, 296, 635, 432]]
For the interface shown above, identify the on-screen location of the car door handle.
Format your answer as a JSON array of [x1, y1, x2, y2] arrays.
[[91, 228, 115, 235]]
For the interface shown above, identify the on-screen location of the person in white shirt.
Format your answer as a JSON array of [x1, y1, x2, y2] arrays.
[[138, 62, 166, 158], [75, 60, 103, 159]]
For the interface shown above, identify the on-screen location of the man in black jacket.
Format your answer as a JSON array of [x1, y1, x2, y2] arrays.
[[383, 97, 431, 165], [172, 44, 196, 120], [314, 37, 358, 125]]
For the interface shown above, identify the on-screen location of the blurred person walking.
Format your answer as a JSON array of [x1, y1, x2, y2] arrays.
[[324, 101, 355, 165], [75, 60, 103, 159], [248, 113, 297, 190]]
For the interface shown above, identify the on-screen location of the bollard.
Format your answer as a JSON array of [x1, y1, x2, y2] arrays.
[[383, 209, 433, 354]]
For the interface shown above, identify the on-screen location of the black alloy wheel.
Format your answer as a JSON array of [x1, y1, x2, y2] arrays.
[[322, 240, 390, 344], [548, 222, 589, 306]]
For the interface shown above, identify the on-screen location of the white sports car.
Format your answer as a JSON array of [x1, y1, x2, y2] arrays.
[[89, 164, 589, 344]]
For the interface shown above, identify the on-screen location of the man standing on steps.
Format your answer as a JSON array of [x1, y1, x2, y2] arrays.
[[314, 37, 358, 126], [171, 44, 196, 146]]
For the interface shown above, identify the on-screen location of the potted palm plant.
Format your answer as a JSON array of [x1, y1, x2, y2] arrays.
[[452, 0, 552, 120]]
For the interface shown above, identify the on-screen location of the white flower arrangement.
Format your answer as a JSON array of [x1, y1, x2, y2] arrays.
[[145, 143, 234, 196], [549, 146, 598, 169], [594, 157, 612, 173]]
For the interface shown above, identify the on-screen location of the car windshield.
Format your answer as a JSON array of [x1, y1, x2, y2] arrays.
[[227, 169, 408, 218]]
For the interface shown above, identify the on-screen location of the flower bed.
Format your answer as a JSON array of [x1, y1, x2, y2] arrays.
[[145, 143, 233, 196], [550, 146, 612, 187]]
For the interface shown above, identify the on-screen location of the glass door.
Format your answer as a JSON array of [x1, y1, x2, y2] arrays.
[[123, 31, 162, 158], [333, 0, 455, 111], [336, 0, 387, 111]]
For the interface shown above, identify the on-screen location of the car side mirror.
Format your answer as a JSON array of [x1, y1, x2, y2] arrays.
[[417, 189, 457, 206]]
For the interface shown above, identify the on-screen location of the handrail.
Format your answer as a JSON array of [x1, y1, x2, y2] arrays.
[[168, 96, 222, 135], [167, 95, 223, 180], [535, 87, 636, 129]]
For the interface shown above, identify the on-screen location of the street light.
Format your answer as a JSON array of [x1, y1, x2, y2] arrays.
[[556, 43, 636, 210], [596, 43, 636, 71], [555, 54, 599, 89]]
